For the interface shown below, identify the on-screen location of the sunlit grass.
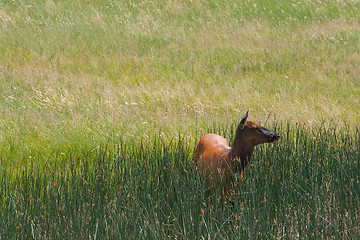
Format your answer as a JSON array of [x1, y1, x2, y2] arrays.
[[1, 1, 360, 164], [0, 1, 360, 237]]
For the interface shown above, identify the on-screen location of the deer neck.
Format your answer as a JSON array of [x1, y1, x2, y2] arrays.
[[230, 133, 255, 172]]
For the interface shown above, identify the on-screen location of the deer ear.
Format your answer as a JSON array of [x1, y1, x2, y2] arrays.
[[239, 111, 249, 129]]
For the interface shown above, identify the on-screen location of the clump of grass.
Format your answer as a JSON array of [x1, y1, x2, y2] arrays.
[[1, 124, 359, 239]]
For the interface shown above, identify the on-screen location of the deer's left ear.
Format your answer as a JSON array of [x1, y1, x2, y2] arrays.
[[239, 111, 249, 129]]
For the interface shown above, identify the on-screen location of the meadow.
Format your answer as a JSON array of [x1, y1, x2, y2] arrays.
[[0, 0, 359, 239], [1, 125, 359, 239]]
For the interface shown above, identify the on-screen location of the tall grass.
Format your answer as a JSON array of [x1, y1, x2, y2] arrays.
[[1, 124, 359, 239], [1, 1, 359, 237]]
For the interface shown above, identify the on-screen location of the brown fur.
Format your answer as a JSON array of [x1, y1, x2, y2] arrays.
[[194, 113, 280, 198]]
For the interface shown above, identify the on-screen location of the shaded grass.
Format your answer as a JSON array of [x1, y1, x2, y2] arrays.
[[1, 2, 359, 238], [1, 124, 359, 239]]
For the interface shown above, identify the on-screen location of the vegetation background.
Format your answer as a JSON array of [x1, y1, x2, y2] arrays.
[[0, 0, 359, 239], [1, 0, 359, 164]]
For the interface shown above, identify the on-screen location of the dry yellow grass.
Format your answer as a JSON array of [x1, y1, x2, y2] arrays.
[[0, 0, 359, 163]]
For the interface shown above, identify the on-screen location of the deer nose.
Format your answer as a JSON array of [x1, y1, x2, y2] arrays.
[[272, 133, 280, 141]]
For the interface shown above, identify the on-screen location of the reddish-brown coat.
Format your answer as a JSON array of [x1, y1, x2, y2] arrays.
[[194, 112, 280, 197], [194, 133, 235, 194]]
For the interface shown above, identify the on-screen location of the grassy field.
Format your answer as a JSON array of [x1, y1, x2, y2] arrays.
[[1, 0, 360, 163], [0, 0, 360, 238], [1, 125, 359, 239]]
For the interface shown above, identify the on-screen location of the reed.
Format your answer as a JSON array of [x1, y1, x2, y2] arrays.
[[1, 124, 359, 239], [1, 1, 359, 238]]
